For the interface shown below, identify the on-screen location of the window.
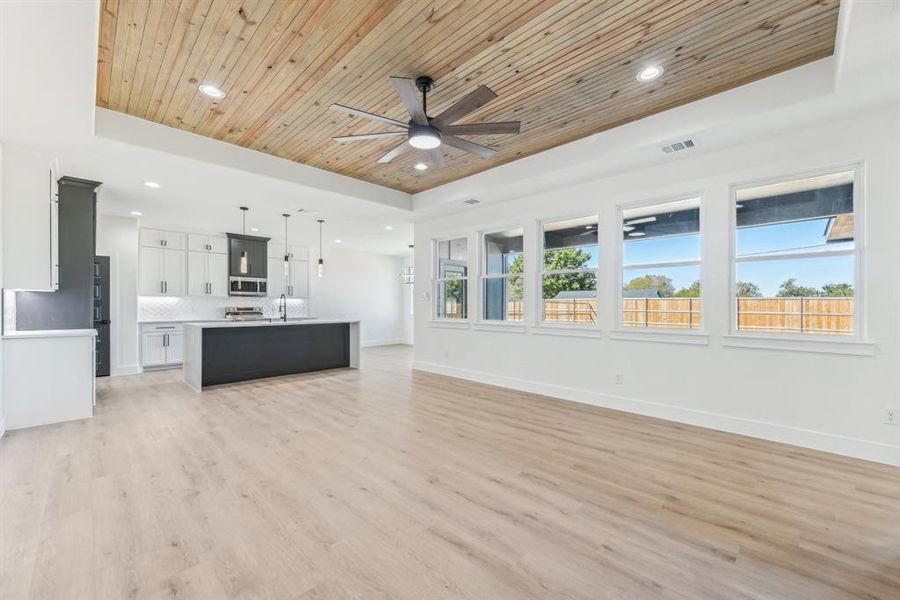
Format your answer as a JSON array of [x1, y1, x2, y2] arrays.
[[433, 237, 468, 319], [481, 228, 524, 321], [621, 197, 701, 329], [733, 170, 856, 336], [541, 216, 598, 324]]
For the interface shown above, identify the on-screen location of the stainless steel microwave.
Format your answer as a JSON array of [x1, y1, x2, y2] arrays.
[[229, 276, 267, 297]]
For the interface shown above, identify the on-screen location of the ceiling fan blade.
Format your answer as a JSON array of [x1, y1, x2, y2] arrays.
[[432, 85, 497, 128], [333, 131, 407, 142], [443, 122, 520, 136], [377, 140, 410, 164], [390, 77, 427, 125], [330, 103, 408, 129], [443, 134, 496, 159], [430, 148, 444, 168]]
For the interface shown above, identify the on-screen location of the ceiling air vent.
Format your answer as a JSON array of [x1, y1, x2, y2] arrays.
[[463, 198, 480, 205], [661, 139, 695, 154]]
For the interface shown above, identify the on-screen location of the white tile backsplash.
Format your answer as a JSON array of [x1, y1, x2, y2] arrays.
[[138, 295, 308, 322]]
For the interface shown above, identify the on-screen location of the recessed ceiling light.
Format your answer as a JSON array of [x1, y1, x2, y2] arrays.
[[199, 83, 225, 99], [334, 239, 342, 243], [414, 162, 428, 171], [636, 65, 663, 82], [628, 232, 646, 237], [130, 211, 143, 216], [250, 227, 259, 232], [144, 181, 160, 188], [384, 225, 393, 230], [622, 225, 635, 232]]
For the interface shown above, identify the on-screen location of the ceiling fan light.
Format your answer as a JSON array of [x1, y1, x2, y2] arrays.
[[408, 124, 442, 149]]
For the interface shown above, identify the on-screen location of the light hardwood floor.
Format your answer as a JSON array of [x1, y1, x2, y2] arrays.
[[1, 345, 898, 599]]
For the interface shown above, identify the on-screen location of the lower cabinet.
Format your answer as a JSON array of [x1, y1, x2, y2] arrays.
[[140, 323, 185, 369]]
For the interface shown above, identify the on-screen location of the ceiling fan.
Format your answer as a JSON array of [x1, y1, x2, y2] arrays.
[[330, 75, 521, 168]]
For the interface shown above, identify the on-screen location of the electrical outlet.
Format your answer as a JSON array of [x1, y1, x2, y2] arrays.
[[885, 408, 899, 426], [615, 374, 624, 384]]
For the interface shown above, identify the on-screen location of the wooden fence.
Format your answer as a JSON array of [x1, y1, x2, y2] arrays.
[[505, 297, 854, 334]]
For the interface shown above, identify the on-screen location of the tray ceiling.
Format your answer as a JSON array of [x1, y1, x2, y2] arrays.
[[96, 0, 840, 194]]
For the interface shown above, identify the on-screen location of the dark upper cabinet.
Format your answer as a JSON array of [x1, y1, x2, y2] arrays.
[[227, 234, 270, 278]]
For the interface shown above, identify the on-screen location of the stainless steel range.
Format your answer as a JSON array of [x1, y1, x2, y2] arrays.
[[224, 306, 268, 321]]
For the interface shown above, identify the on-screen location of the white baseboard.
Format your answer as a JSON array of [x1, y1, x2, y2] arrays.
[[362, 338, 413, 348], [111, 364, 140, 376], [412, 360, 900, 467]]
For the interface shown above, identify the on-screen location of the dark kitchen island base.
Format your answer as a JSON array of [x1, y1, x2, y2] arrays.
[[182, 320, 360, 390]]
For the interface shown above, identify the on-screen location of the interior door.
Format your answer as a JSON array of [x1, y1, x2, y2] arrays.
[[93, 256, 111, 377], [139, 246, 164, 295], [208, 252, 228, 297]]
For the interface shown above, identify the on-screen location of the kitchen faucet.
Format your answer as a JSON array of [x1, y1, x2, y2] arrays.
[[278, 293, 287, 322]]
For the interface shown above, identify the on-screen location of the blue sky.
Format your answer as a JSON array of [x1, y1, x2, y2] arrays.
[[621, 218, 853, 295], [539, 217, 854, 296]]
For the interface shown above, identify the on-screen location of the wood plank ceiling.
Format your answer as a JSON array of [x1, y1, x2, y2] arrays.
[[97, 0, 841, 194]]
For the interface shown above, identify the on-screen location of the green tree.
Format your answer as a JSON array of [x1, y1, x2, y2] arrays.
[[777, 278, 820, 298], [674, 280, 701, 298], [508, 249, 596, 299], [624, 274, 674, 298], [735, 281, 762, 298], [820, 282, 853, 297]]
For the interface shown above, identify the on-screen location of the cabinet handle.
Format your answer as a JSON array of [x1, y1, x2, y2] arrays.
[[160, 280, 164, 294], [164, 280, 168, 294]]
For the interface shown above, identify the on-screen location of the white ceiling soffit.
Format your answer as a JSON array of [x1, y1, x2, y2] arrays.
[[411, 0, 899, 219], [94, 109, 411, 212]]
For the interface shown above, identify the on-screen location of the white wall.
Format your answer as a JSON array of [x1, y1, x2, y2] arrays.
[[413, 107, 900, 466], [96, 215, 140, 375], [0, 144, 5, 437], [310, 248, 410, 347]]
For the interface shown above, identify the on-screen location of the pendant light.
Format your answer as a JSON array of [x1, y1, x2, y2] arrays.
[[239, 206, 250, 275], [282, 213, 291, 277], [316, 218, 325, 278]]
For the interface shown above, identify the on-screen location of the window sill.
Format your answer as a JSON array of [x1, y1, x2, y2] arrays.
[[722, 334, 875, 356], [427, 319, 471, 330], [473, 322, 527, 334], [531, 324, 603, 339], [609, 329, 709, 346]]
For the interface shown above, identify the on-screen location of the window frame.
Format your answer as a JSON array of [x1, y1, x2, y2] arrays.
[[478, 225, 526, 324], [431, 234, 470, 322], [615, 193, 705, 332], [536, 213, 601, 328], [727, 162, 865, 340]]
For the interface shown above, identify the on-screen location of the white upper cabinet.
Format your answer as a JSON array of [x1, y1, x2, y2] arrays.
[[267, 255, 309, 298], [1, 146, 58, 290], [140, 228, 186, 250], [188, 250, 228, 297], [188, 233, 227, 254], [139, 246, 185, 296], [267, 256, 286, 298]]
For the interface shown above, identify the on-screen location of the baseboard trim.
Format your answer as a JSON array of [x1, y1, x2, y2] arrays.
[[412, 360, 900, 467], [111, 364, 140, 376], [363, 338, 413, 348]]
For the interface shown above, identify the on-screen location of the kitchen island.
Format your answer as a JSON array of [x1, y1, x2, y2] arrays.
[[182, 319, 360, 391]]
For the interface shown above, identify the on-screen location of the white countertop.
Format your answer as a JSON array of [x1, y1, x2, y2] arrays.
[[2, 328, 97, 339], [185, 319, 359, 329], [139, 317, 318, 324]]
